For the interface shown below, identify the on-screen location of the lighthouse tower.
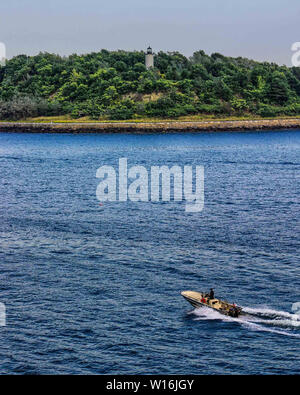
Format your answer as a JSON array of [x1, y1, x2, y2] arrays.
[[145, 46, 154, 69]]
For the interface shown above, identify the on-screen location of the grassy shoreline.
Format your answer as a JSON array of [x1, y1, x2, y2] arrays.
[[2, 114, 300, 123], [1, 117, 300, 133]]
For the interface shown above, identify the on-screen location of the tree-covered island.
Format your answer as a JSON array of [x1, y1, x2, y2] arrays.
[[0, 49, 300, 121]]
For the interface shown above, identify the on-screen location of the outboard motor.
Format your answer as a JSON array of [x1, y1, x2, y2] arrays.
[[229, 307, 240, 317]]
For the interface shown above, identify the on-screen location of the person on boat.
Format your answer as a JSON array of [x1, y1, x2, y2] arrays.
[[209, 288, 214, 299]]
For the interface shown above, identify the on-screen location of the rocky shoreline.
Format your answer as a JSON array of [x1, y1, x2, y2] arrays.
[[0, 118, 300, 133]]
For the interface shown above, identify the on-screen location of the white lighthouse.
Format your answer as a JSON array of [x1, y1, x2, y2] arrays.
[[145, 46, 154, 69]]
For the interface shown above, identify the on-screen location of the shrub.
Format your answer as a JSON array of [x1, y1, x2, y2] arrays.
[[107, 100, 135, 120], [0, 96, 64, 120], [257, 104, 279, 118]]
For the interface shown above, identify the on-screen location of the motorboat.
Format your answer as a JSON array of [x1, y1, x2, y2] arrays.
[[181, 290, 243, 318]]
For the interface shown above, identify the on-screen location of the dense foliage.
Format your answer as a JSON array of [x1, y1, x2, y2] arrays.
[[0, 50, 300, 120]]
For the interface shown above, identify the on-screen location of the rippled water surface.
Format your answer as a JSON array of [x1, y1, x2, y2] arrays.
[[0, 130, 299, 374]]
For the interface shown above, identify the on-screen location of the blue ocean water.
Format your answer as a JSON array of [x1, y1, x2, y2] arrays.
[[0, 130, 299, 375]]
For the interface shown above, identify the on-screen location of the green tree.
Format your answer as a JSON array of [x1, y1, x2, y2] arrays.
[[265, 71, 290, 105]]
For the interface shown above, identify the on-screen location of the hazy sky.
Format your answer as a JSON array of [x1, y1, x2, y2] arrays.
[[1, 0, 299, 65]]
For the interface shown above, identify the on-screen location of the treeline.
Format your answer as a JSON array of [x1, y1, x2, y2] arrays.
[[0, 50, 300, 120]]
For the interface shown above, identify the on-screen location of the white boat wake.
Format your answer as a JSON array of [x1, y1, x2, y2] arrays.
[[191, 305, 300, 338]]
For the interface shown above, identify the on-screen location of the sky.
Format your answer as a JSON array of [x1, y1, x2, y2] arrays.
[[1, 0, 299, 65]]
